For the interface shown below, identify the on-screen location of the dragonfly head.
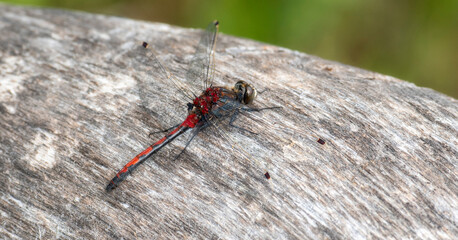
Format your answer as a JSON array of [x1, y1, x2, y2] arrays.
[[234, 81, 257, 105]]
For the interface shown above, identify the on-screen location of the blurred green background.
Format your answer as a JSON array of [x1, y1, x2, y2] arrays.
[[3, 0, 457, 98]]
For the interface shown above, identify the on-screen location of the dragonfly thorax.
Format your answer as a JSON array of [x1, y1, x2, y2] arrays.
[[190, 81, 257, 116], [192, 87, 222, 115]]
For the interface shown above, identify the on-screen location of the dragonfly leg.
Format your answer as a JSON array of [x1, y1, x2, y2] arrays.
[[240, 106, 282, 112], [173, 128, 201, 161], [149, 124, 180, 138], [228, 106, 281, 134], [257, 88, 269, 94], [228, 109, 258, 135]]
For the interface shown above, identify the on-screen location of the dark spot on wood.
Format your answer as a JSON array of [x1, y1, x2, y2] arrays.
[[142, 41, 148, 48], [0, 104, 6, 114]]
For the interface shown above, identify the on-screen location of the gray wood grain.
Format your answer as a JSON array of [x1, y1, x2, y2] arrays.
[[0, 5, 457, 239]]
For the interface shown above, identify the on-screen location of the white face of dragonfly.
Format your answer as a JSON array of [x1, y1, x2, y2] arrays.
[[234, 81, 257, 105]]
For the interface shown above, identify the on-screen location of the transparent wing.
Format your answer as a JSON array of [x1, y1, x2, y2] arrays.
[[200, 94, 272, 179], [119, 21, 219, 152], [128, 42, 195, 102], [207, 110, 272, 180], [185, 20, 219, 96], [120, 42, 204, 171]]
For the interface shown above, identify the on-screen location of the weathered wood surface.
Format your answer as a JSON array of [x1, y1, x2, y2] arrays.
[[1, 5, 457, 239]]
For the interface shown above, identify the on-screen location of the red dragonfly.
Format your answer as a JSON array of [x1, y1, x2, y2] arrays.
[[106, 21, 275, 191]]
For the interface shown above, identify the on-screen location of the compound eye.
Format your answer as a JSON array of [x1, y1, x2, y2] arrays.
[[234, 81, 244, 91], [243, 83, 257, 104], [234, 81, 257, 104]]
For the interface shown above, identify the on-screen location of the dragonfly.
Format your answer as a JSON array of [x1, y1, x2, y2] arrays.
[[106, 20, 276, 191]]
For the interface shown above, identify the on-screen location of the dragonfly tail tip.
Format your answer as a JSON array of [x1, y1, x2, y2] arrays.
[[106, 181, 117, 192]]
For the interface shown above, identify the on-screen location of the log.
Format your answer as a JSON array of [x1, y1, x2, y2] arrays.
[[1, 5, 457, 239]]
